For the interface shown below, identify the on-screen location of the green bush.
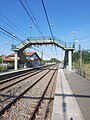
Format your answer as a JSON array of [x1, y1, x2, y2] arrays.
[[0, 58, 2, 63], [0, 65, 8, 72]]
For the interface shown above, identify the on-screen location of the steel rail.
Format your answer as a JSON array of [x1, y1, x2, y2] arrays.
[[45, 68, 58, 119], [0, 69, 37, 85], [0, 65, 56, 91], [0, 70, 45, 91], [0, 65, 57, 116], [0, 64, 54, 83], [29, 65, 58, 120], [0, 70, 42, 91]]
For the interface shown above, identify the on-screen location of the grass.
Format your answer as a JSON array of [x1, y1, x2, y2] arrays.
[[84, 64, 90, 78], [74, 62, 90, 78]]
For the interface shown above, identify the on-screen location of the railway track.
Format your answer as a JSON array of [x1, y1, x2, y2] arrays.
[[0, 65, 53, 84], [0, 65, 56, 108], [0, 64, 59, 119], [0, 65, 55, 91], [29, 65, 58, 120]]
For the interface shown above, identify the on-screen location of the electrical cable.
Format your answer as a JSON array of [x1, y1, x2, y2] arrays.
[[0, 11, 43, 54], [0, 18, 27, 39], [0, 26, 22, 42], [19, 0, 45, 39], [19, 0, 55, 58], [41, 0, 58, 60], [0, 1, 57, 60], [21, 0, 49, 58], [0, 30, 14, 39], [41, 0, 53, 39], [0, 25, 49, 59], [0, 11, 28, 38], [24, 0, 45, 38]]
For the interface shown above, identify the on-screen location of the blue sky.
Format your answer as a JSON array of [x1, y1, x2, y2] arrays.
[[0, 0, 90, 60]]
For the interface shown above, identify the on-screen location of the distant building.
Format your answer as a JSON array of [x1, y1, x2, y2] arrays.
[[3, 52, 41, 68]]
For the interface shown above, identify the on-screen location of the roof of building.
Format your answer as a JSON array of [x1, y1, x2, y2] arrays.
[[25, 52, 41, 60], [3, 52, 41, 62], [9, 52, 35, 57], [8, 54, 15, 57], [3, 57, 15, 62], [25, 52, 35, 57]]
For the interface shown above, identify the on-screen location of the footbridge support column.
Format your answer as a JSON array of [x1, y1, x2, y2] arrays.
[[64, 50, 68, 68], [64, 50, 73, 71], [15, 52, 18, 70], [68, 50, 72, 71]]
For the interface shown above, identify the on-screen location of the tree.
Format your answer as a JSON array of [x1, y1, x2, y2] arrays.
[[73, 49, 90, 64], [50, 58, 61, 63], [0, 58, 2, 64], [82, 50, 90, 64], [73, 51, 79, 62]]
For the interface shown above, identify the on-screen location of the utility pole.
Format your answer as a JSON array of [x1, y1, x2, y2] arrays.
[[2, 42, 9, 65], [41, 51, 43, 65], [41, 51, 43, 60], [79, 44, 82, 67], [72, 31, 76, 48], [72, 31, 76, 68], [79, 44, 83, 75]]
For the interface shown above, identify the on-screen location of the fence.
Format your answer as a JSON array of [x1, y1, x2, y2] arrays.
[[74, 66, 90, 80]]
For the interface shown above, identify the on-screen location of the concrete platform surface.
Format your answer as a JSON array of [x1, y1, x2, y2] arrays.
[[52, 68, 84, 120]]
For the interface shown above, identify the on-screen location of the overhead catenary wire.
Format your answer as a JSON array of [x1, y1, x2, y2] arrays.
[[0, 26, 22, 42], [0, 26, 49, 59], [0, 1, 57, 60], [19, 0, 55, 57], [41, 0, 53, 39], [0, 11, 28, 38], [24, 0, 44, 38], [25, 0, 56, 56], [0, 18, 27, 39], [0, 12, 49, 59], [41, 0, 58, 59], [0, 30, 14, 39], [19, 0, 45, 39], [31, 46, 49, 58], [21, 0, 50, 58], [24, 0, 60, 60], [0, 11, 46, 56]]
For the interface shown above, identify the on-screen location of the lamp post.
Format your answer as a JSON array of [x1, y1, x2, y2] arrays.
[[72, 31, 76, 69], [2, 42, 9, 65], [51, 24, 54, 28], [72, 31, 76, 48], [75, 40, 83, 74], [79, 43, 82, 69], [51, 23, 54, 38], [30, 25, 32, 39], [51, 24, 54, 63]]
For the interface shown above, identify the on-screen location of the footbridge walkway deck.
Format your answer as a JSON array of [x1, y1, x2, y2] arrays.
[[11, 36, 74, 51]]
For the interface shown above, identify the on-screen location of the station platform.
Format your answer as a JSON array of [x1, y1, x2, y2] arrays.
[[51, 67, 85, 120]]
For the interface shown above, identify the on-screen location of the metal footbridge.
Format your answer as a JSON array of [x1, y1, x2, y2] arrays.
[[11, 36, 74, 51], [11, 36, 75, 71]]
